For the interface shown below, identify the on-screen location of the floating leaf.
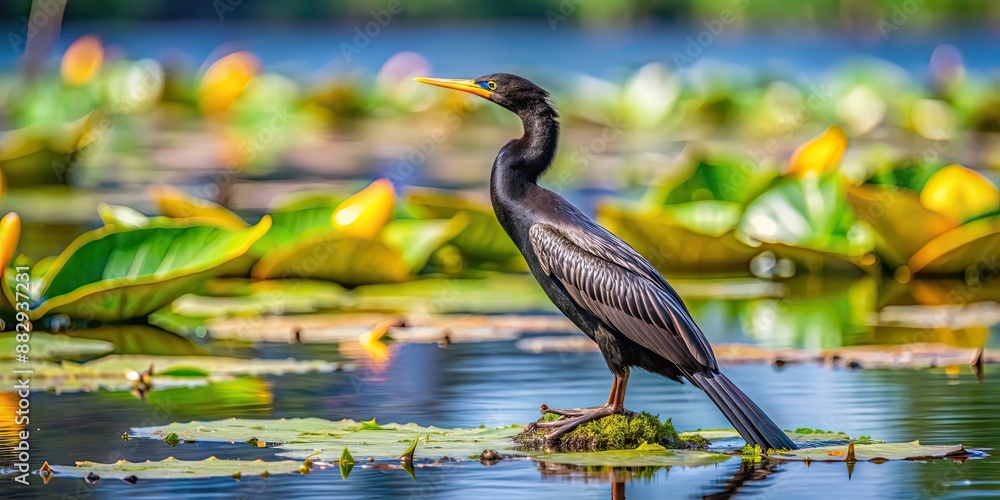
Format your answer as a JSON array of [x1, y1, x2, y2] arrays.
[[406, 189, 521, 263], [657, 159, 775, 206], [770, 441, 967, 462], [132, 418, 527, 461], [908, 215, 1000, 275], [0, 332, 112, 360], [788, 126, 848, 175], [737, 174, 875, 269], [400, 434, 420, 462], [331, 179, 395, 238], [380, 216, 469, 272], [28, 217, 271, 321], [919, 164, 999, 222], [50, 457, 302, 480], [597, 202, 757, 274], [97, 203, 149, 228], [846, 184, 958, 268], [151, 186, 248, 230], [251, 232, 409, 286]]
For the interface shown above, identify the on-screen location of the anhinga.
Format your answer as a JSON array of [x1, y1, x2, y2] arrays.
[[415, 74, 797, 451]]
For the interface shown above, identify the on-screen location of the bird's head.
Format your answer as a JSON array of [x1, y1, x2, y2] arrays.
[[414, 73, 555, 118]]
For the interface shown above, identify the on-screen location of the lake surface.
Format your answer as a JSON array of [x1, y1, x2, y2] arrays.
[[3, 300, 998, 499]]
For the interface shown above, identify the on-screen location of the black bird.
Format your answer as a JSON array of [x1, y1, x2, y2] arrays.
[[415, 74, 797, 451]]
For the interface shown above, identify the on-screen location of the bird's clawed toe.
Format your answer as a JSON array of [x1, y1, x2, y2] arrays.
[[531, 404, 633, 444]]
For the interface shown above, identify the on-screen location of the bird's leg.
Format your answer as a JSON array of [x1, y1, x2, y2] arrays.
[[530, 371, 634, 442]]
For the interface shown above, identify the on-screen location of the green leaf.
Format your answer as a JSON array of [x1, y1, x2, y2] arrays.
[[350, 275, 553, 314], [0, 332, 112, 360], [97, 203, 149, 228], [49, 457, 303, 480], [380, 216, 469, 272], [406, 189, 521, 262], [659, 160, 774, 206], [251, 232, 410, 286], [340, 446, 355, 465], [400, 434, 420, 462], [597, 202, 757, 274], [736, 174, 875, 266], [28, 217, 271, 321], [769, 441, 967, 462], [132, 418, 528, 461]]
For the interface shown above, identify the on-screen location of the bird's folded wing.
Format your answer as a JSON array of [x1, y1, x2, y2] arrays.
[[529, 223, 717, 372]]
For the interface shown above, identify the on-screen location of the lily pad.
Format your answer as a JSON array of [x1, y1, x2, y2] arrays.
[[0, 332, 112, 360], [0, 355, 348, 392], [737, 174, 875, 271], [251, 232, 410, 286], [406, 188, 522, 263], [132, 417, 526, 461], [151, 186, 248, 230], [769, 441, 967, 462], [16, 217, 271, 321], [908, 214, 1000, 275], [846, 184, 958, 268], [597, 202, 757, 274], [50, 456, 303, 480]]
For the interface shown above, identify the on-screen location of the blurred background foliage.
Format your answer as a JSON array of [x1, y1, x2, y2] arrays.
[[2, 0, 1000, 28]]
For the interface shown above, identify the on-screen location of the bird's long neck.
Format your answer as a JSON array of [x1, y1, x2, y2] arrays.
[[490, 102, 559, 201]]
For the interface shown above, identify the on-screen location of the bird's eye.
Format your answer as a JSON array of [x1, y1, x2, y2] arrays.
[[488, 81, 497, 90]]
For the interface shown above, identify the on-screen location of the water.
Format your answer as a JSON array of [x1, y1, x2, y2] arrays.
[[4, 325, 998, 499]]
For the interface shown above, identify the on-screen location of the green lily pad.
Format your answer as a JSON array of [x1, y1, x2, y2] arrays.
[[132, 417, 526, 461], [380, 216, 469, 272], [350, 275, 553, 313], [679, 429, 850, 445], [736, 174, 875, 269], [654, 159, 775, 206], [0, 332, 112, 360], [769, 441, 967, 462], [0, 355, 348, 392], [251, 232, 410, 286], [64, 325, 206, 356], [597, 202, 757, 274], [49, 456, 303, 480], [12, 217, 271, 321], [405, 189, 521, 263]]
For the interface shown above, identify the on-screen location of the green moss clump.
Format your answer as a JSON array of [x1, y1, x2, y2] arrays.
[[515, 412, 681, 452], [741, 444, 763, 462], [679, 433, 709, 450]]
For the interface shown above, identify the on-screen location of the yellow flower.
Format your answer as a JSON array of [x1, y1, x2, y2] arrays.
[[61, 35, 104, 86], [920, 164, 999, 222], [331, 179, 395, 238], [0, 212, 20, 272], [788, 126, 848, 176], [199, 51, 259, 114]]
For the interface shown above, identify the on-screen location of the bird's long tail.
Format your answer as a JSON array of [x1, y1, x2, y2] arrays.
[[690, 372, 798, 450]]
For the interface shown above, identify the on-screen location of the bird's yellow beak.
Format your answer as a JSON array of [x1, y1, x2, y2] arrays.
[[413, 77, 492, 98]]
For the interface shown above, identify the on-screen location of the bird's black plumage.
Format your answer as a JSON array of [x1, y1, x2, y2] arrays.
[[418, 72, 797, 451]]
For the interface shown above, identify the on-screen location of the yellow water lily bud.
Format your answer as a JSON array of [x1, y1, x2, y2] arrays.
[[150, 185, 248, 230], [788, 126, 848, 176], [332, 179, 395, 238], [920, 164, 1000, 221], [0, 212, 20, 271], [199, 51, 259, 114], [61, 35, 104, 86]]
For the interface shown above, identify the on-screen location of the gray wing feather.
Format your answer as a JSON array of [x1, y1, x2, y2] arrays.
[[530, 223, 717, 372]]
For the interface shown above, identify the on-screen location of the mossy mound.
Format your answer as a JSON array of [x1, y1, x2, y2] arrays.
[[515, 412, 705, 452]]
